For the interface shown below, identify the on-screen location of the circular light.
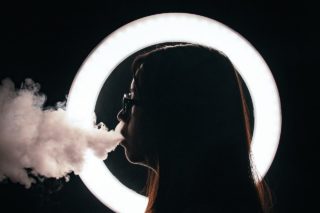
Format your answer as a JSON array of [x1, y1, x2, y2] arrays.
[[66, 13, 281, 213]]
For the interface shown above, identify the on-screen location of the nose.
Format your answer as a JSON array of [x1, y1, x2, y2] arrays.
[[117, 109, 126, 122]]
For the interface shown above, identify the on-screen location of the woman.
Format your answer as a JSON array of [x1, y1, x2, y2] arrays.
[[117, 43, 271, 213]]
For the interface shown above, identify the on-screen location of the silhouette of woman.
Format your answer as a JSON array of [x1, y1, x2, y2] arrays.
[[117, 43, 271, 213]]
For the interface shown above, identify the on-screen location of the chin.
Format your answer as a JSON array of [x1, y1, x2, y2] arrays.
[[123, 148, 144, 165], [125, 150, 138, 163]]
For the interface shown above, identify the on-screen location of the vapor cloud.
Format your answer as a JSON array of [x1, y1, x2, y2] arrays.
[[0, 78, 123, 188]]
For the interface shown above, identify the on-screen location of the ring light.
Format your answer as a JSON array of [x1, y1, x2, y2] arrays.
[[66, 13, 282, 213]]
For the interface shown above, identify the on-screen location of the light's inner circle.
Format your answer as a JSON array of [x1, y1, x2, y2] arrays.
[[66, 13, 282, 213]]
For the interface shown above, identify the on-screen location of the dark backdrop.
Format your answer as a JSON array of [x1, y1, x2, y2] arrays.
[[0, 1, 316, 212]]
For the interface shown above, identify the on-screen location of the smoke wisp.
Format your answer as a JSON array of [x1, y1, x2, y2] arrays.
[[0, 78, 123, 188]]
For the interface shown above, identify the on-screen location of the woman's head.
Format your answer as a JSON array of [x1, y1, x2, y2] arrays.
[[118, 44, 247, 165], [117, 43, 270, 212]]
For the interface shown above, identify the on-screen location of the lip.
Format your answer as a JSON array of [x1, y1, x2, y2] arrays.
[[118, 129, 125, 137], [118, 129, 127, 143], [115, 122, 126, 136], [119, 138, 129, 150], [120, 139, 127, 145]]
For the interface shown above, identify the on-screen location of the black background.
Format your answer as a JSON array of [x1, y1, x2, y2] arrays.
[[0, 0, 316, 212]]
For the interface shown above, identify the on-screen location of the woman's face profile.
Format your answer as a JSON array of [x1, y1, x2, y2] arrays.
[[117, 79, 152, 164]]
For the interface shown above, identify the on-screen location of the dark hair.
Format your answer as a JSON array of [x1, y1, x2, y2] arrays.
[[131, 43, 272, 213]]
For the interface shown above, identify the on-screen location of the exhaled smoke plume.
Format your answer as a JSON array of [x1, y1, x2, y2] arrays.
[[0, 78, 123, 188]]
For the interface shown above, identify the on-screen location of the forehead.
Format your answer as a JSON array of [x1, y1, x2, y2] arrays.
[[130, 79, 139, 97], [130, 79, 135, 91]]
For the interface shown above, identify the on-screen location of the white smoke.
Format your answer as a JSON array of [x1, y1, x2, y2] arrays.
[[0, 78, 123, 188]]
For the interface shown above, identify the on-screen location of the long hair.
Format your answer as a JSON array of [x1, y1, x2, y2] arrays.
[[131, 43, 272, 213], [234, 71, 273, 213]]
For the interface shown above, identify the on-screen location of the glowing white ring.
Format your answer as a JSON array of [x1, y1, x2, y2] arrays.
[[66, 13, 281, 213]]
